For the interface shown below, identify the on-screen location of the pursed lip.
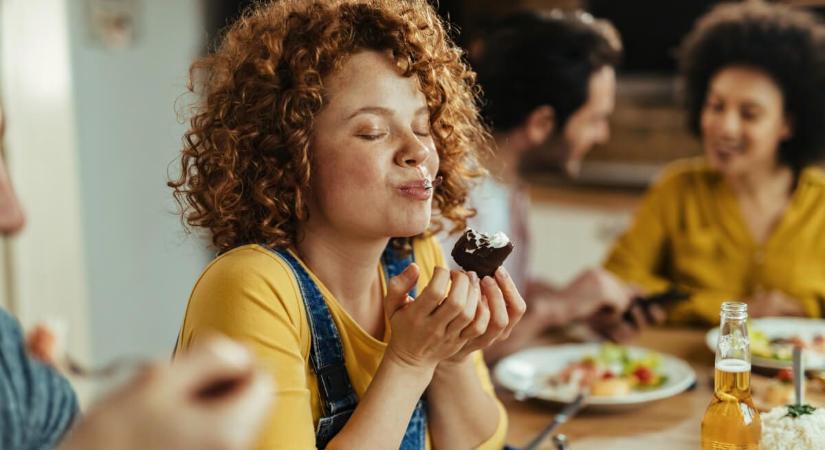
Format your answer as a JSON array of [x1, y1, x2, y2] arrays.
[[396, 179, 433, 200]]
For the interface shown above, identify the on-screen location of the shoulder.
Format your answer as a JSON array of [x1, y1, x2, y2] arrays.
[[800, 165, 825, 188], [794, 165, 825, 209], [190, 244, 304, 308], [185, 245, 305, 331], [197, 244, 296, 286]]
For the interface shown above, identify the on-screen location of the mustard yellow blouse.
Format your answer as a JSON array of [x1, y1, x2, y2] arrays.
[[175, 236, 507, 450], [604, 158, 825, 325]]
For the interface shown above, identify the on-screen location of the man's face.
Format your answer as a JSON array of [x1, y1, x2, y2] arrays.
[[560, 66, 616, 176]]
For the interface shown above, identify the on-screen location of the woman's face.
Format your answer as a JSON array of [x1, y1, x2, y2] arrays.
[[701, 66, 792, 177], [307, 51, 438, 241]]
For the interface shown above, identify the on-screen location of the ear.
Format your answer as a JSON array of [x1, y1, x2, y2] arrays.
[[524, 105, 555, 146]]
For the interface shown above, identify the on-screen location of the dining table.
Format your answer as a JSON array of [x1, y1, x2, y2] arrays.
[[500, 327, 718, 450]]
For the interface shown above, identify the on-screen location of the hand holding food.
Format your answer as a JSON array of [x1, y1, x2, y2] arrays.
[[384, 265, 478, 369]]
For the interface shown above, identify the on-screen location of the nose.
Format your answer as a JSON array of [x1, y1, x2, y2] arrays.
[[718, 110, 741, 137], [394, 131, 432, 168]]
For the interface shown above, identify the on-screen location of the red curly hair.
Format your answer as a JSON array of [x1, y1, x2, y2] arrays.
[[169, 0, 489, 253]]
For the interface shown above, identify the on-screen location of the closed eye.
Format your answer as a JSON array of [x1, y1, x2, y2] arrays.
[[356, 132, 388, 141]]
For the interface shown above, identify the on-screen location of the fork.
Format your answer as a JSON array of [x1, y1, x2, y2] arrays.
[[521, 392, 588, 450]]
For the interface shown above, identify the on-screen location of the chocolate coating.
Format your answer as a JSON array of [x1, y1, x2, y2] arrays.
[[451, 229, 514, 278]]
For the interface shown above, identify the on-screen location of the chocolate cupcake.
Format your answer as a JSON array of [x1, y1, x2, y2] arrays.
[[451, 228, 514, 278]]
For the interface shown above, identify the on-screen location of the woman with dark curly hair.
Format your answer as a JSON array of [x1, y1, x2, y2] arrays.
[[169, 0, 522, 449], [604, 1, 825, 325]]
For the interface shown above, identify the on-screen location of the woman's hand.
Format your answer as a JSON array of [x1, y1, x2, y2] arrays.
[[383, 265, 478, 370], [748, 290, 806, 317], [447, 267, 527, 362]]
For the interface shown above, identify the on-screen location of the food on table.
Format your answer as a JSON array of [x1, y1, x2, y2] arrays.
[[760, 368, 795, 407], [761, 404, 825, 450], [451, 228, 513, 278], [751, 327, 825, 364], [543, 344, 667, 398]]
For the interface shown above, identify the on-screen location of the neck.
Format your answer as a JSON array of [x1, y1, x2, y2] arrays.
[[488, 131, 529, 182], [294, 223, 387, 308], [726, 162, 794, 206]]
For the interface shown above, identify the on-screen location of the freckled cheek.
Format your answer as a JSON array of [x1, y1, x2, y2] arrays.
[[317, 158, 385, 203]]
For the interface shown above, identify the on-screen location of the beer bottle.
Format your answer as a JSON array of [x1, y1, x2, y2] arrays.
[[701, 301, 761, 449]]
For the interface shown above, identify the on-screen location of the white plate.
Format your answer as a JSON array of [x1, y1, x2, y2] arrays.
[[493, 343, 696, 408], [705, 317, 825, 370]]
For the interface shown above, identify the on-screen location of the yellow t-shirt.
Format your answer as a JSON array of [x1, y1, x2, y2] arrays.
[[604, 158, 825, 325], [175, 236, 507, 449]]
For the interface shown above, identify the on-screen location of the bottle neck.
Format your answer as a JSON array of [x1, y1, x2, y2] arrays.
[[714, 315, 752, 396], [714, 359, 752, 397], [716, 317, 750, 363]]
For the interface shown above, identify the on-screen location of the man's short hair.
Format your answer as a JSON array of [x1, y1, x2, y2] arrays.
[[475, 10, 622, 132]]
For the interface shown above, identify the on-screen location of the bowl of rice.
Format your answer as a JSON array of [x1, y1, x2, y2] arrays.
[[761, 404, 825, 450]]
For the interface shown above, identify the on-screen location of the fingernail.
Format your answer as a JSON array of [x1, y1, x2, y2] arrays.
[[469, 271, 478, 283], [495, 266, 507, 279], [207, 338, 251, 368]]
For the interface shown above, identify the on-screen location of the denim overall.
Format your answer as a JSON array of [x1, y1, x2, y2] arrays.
[[272, 246, 427, 449]]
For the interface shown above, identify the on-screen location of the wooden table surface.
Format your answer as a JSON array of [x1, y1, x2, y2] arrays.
[[500, 327, 717, 450]]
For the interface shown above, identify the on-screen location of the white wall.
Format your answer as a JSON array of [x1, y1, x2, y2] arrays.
[[67, 1, 210, 364], [1, 0, 92, 399], [529, 203, 632, 285]]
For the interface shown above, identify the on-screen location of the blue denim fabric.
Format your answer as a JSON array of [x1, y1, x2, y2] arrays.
[[0, 308, 78, 450], [272, 246, 427, 449], [380, 246, 427, 450]]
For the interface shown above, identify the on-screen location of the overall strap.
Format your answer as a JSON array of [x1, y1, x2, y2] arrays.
[[271, 248, 358, 416], [381, 244, 417, 297], [382, 243, 428, 450], [271, 244, 427, 449]]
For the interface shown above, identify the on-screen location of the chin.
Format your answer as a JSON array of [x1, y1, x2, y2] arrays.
[[388, 216, 431, 238], [392, 223, 430, 238], [710, 160, 745, 179]]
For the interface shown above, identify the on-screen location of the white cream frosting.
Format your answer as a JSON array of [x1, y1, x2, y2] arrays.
[[488, 231, 510, 248], [464, 228, 510, 252]]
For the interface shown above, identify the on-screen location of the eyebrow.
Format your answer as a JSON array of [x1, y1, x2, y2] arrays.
[[346, 106, 429, 120], [707, 93, 767, 110]]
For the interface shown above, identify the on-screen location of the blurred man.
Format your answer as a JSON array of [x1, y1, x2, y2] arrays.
[[445, 11, 659, 362], [0, 106, 271, 450]]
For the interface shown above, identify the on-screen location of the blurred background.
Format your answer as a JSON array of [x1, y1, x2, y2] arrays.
[[1, 0, 823, 399]]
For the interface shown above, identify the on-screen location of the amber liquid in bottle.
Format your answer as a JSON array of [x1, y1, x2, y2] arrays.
[[701, 302, 761, 450], [701, 359, 761, 449]]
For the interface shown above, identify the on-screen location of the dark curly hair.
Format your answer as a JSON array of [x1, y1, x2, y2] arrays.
[[475, 10, 622, 132], [679, 1, 825, 171], [169, 0, 489, 253]]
